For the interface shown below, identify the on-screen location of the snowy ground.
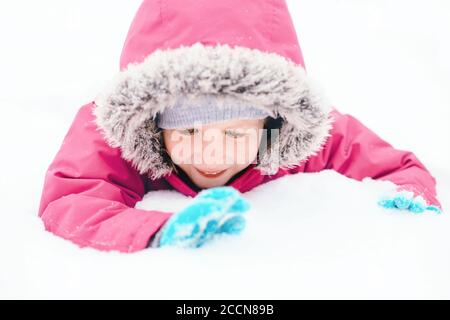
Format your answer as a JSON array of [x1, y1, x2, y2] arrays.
[[1, 0, 449, 299]]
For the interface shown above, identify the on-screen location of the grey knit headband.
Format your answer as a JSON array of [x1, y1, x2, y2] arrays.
[[156, 94, 270, 129]]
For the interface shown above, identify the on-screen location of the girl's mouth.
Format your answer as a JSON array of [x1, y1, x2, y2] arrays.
[[194, 168, 228, 178]]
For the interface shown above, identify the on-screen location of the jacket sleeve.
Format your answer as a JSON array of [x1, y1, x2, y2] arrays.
[[38, 102, 172, 253], [303, 108, 443, 210]]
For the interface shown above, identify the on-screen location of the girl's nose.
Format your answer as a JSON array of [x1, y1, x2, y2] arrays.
[[192, 148, 230, 167], [192, 138, 234, 167]]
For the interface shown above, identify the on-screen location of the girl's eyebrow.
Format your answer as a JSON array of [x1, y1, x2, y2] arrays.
[[225, 127, 249, 131], [175, 123, 259, 131], [224, 123, 258, 129]]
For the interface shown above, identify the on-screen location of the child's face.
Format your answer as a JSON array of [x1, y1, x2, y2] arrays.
[[162, 118, 266, 189]]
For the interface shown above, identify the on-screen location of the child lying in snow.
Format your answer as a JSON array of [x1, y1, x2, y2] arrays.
[[38, 0, 443, 252]]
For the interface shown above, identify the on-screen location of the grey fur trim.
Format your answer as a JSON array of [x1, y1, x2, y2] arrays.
[[93, 42, 334, 180]]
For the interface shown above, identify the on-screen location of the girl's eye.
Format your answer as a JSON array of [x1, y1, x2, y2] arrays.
[[179, 128, 199, 136], [225, 130, 247, 138]]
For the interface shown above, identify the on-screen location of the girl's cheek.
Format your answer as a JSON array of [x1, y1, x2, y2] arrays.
[[226, 136, 260, 165], [167, 138, 195, 165]]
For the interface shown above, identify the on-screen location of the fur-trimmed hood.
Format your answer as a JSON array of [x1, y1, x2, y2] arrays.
[[93, 0, 334, 180]]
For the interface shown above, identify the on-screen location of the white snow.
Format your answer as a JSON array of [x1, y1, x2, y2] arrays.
[[0, 0, 449, 299]]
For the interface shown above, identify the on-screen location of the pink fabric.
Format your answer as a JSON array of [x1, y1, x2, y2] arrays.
[[38, 104, 172, 252], [120, 0, 305, 70], [38, 0, 442, 253]]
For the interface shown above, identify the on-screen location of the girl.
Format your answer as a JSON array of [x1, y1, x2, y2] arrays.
[[38, 0, 442, 253]]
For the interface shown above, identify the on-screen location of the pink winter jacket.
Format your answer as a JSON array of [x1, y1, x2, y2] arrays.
[[38, 0, 442, 253]]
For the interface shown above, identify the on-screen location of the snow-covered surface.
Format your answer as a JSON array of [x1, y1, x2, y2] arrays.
[[1, 0, 449, 299]]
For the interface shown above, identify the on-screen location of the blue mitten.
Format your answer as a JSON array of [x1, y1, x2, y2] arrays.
[[378, 190, 442, 214], [157, 186, 250, 248]]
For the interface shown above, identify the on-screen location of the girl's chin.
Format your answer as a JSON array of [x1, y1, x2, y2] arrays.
[[191, 173, 231, 188]]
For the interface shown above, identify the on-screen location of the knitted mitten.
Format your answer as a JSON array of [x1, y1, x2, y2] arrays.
[[154, 186, 250, 248]]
